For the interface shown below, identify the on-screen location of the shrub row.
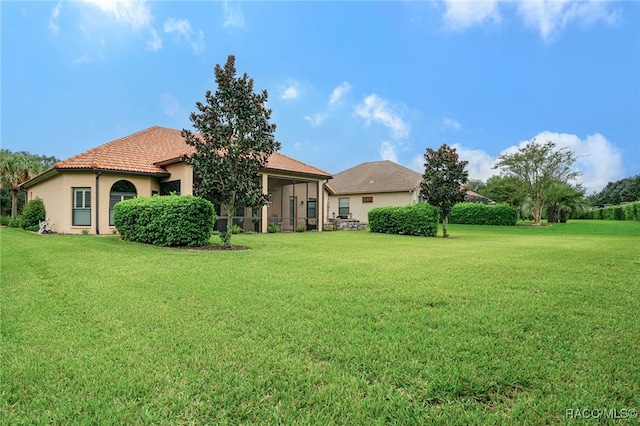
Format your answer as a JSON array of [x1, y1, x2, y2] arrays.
[[368, 203, 439, 237], [448, 203, 518, 226], [114, 195, 216, 247], [579, 202, 640, 221]]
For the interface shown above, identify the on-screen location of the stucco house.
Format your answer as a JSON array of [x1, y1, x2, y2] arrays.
[[324, 160, 491, 225], [22, 126, 332, 234], [324, 160, 422, 223]]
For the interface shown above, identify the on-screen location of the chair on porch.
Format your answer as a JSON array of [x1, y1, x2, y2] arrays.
[[268, 214, 282, 231]]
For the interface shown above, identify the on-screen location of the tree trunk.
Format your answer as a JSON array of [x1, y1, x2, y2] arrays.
[[223, 201, 234, 247], [11, 189, 19, 219], [533, 199, 542, 226], [442, 215, 449, 238]]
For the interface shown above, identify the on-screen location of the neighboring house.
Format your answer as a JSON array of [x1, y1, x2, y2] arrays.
[[324, 160, 492, 224], [22, 126, 332, 234], [324, 160, 422, 223]]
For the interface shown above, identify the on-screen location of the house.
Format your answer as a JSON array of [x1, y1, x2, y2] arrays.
[[21, 126, 332, 234], [324, 160, 422, 224], [324, 160, 491, 225]]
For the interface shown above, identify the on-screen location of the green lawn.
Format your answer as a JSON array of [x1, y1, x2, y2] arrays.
[[1, 222, 639, 425]]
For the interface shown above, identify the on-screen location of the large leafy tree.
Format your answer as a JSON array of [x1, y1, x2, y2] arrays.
[[587, 174, 640, 206], [0, 150, 56, 218], [494, 140, 579, 226], [182, 55, 280, 247], [420, 144, 469, 238]]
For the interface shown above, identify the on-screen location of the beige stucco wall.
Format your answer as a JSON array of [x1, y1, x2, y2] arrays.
[[27, 171, 158, 235], [26, 163, 326, 235], [163, 163, 193, 195], [326, 191, 419, 224]]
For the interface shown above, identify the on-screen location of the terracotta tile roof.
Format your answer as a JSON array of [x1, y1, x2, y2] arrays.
[[327, 160, 422, 194], [52, 126, 331, 178]]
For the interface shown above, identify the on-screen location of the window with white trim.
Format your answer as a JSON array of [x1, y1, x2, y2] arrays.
[[73, 187, 91, 226]]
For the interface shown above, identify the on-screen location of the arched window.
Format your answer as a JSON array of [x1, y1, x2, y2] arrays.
[[109, 180, 137, 225]]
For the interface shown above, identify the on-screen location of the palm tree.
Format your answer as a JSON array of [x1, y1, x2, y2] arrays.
[[0, 151, 44, 219], [546, 183, 588, 223]]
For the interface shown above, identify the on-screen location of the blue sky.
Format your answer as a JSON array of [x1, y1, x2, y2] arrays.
[[2, 1, 638, 193]]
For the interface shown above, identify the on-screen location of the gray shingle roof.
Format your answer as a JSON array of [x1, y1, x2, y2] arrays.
[[327, 160, 422, 195]]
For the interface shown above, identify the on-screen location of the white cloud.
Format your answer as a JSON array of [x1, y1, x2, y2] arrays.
[[49, 2, 62, 36], [304, 113, 328, 127], [380, 142, 399, 163], [438, 0, 618, 41], [510, 131, 624, 193], [329, 82, 352, 106], [443, 116, 462, 130], [355, 94, 410, 140], [164, 17, 191, 37], [223, 2, 245, 29], [304, 81, 351, 127], [451, 143, 496, 181], [147, 27, 162, 51], [516, 0, 619, 42], [80, 0, 165, 52], [442, 0, 501, 30], [163, 18, 204, 53], [280, 80, 301, 100], [82, 0, 153, 30]]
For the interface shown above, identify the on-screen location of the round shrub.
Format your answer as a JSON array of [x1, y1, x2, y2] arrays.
[[20, 197, 46, 232], [113, 195, 216, 247], [449, 203, 517, 226]]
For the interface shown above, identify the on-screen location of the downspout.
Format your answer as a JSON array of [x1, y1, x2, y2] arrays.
[[95, 170, 101, 235]]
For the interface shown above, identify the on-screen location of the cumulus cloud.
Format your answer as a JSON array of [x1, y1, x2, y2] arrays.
[[439, 0, 618, 41], [511, 131, 624, 193], [223, 1, 245, 29], [407, 131, 623, 193], [451, 144, 496, 181], [355, 94, 410, 140], [147, 27, 163, 51]]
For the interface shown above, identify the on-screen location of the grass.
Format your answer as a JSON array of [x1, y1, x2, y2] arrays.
[[1, 221, 639, 425]]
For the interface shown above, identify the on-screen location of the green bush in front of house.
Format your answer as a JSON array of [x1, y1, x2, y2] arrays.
[[114, 195, 216, 247], [448, 203, 518, 226], [368, 203, 439, 237], [20, 197, 46, 232]]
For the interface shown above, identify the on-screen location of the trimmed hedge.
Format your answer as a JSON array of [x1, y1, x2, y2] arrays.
[[20, 197, 46, 232], [624, 202, 640, 221], [449, 203, 518, 226], [368, 203, 439, 237], [114, 195, 216, 247], [580, 202, 639, 221]]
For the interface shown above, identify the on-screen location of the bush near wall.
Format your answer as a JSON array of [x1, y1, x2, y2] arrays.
[[578, 202, 640, 221], [114, 195, 216, 247], [368, 203, 439, 237], [448, 203, 518, 226], [20, 197, 46, 232]]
